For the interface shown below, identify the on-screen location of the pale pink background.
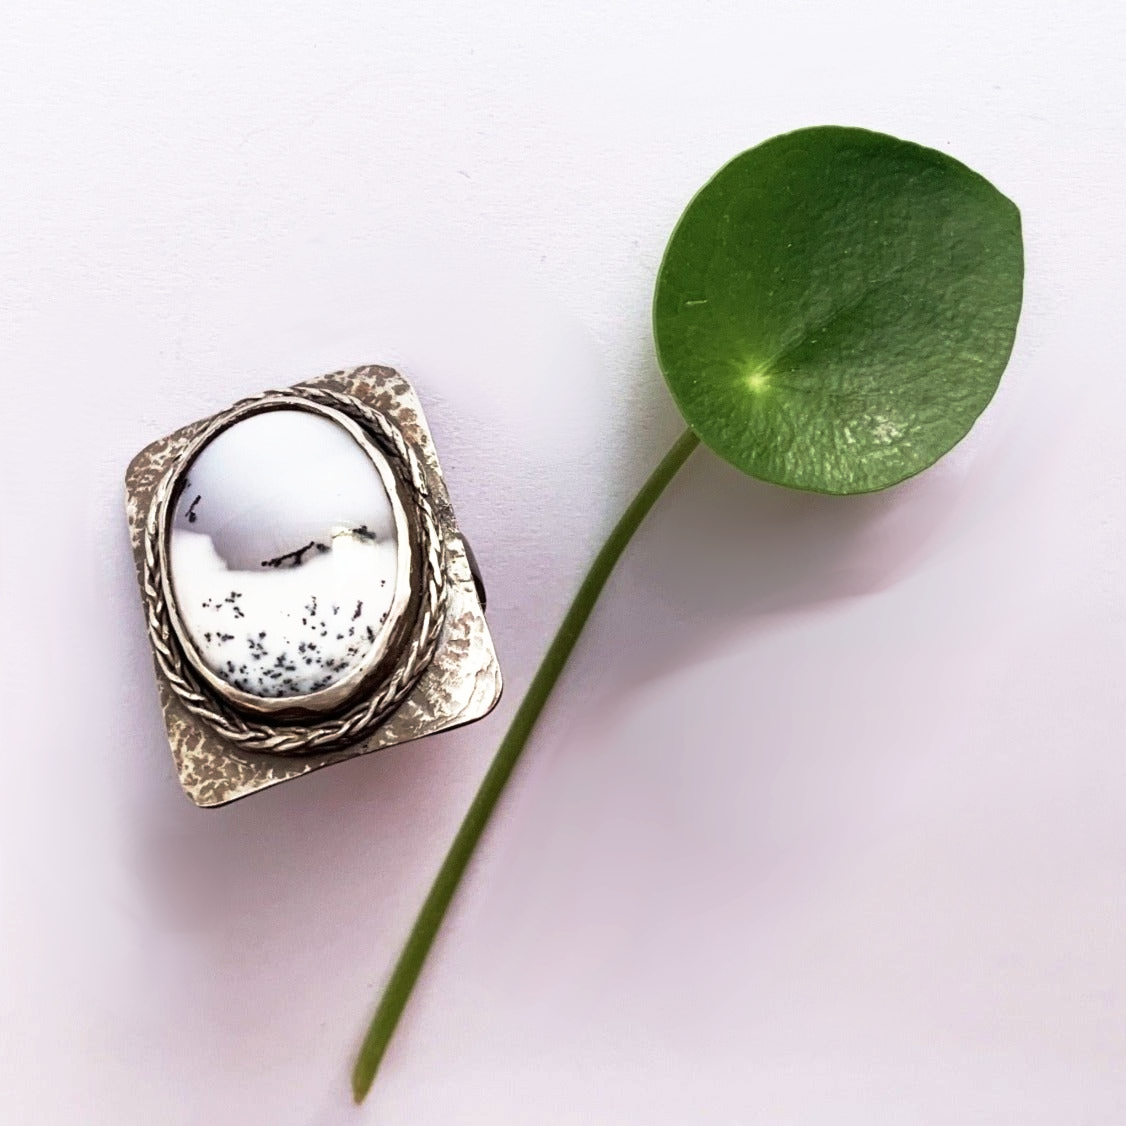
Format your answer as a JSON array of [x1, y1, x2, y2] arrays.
[[2, 2, 1125, 1122]]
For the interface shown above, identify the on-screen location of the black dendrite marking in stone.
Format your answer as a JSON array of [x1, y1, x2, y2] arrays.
[[351, 524, 376, 542], [186, 494, 202, 524], [197, 558, 391, 695], [261, 541, 329, 569]]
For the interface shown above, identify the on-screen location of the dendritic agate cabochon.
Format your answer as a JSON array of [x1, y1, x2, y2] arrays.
[[168, 409, 400, 698]]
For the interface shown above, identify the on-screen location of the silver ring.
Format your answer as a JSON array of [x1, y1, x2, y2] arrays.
[[125, 365, 501, 807]]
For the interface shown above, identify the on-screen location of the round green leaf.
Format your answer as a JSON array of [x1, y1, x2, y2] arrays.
[[653, 126, 1024, 494]]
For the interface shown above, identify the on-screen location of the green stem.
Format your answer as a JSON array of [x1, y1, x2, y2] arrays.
[[352, 426, 701, 1103]]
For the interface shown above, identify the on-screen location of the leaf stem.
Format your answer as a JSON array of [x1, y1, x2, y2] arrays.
[[351, 426, 701, 1103]]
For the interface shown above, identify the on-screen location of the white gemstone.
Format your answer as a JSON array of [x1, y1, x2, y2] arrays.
[[168, 408, 401, 699]]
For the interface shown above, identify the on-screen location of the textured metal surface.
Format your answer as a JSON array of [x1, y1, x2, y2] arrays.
[[125, 365, 503, 807]]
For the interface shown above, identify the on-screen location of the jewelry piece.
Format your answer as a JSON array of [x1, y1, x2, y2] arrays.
[[125, 365, 502, 807]]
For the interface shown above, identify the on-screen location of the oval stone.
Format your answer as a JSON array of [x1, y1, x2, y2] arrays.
[[168, 407, 402, 700]]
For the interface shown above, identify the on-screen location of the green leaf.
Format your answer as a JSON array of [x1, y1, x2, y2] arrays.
[[653, 126, 1024, 494], [348, 127, 1027, 1103]]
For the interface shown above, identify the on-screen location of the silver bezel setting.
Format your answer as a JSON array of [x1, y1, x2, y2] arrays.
[[158, 396, 418, 719]]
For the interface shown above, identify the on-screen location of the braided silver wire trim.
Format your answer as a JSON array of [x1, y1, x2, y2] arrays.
[[141, 386, 447, 756]]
